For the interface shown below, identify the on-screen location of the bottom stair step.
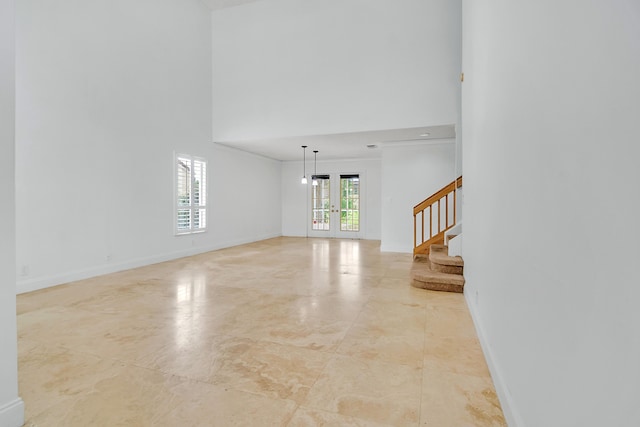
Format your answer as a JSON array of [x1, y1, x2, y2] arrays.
[[411, 264, 465, 293]]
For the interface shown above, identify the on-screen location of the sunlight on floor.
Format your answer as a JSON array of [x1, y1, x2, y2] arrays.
[[17, 237, 505, 426]]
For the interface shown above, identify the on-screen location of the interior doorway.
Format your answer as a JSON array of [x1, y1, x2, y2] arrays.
[[308, 173, 363, 238]]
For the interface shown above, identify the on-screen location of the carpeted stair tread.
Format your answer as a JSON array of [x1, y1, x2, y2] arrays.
[[429, 249, 464, 267], [426, 244, 464, 274], [411, 262, 465, 293], [429, 245, 464, 267]]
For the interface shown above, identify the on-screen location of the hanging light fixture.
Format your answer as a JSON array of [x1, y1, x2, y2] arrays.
[[312, 150, 318, 186], [301, 145, 308, 184]]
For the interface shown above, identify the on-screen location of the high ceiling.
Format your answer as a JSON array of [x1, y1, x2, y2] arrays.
[[216, 125, 456, 161], [201, 0, 266, 10], [202, 0, 456, 161]]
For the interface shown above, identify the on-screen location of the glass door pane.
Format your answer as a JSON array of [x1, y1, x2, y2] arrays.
[[311, 175, 330, 231], [340, 175, 360, 232]]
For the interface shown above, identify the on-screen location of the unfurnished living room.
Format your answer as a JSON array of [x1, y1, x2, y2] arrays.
[[1, 0, 638, 426]]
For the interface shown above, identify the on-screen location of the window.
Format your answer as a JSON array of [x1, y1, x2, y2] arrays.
[[175, 154, 207, 234]]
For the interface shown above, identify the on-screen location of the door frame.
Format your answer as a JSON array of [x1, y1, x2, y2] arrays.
[[307, 171, 364, 239]]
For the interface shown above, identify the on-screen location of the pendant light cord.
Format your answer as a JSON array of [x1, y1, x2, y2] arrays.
[[313, 150, 318, 178]]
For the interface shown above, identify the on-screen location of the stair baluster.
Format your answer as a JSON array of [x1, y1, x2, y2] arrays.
[[413, 176, 462, 255]]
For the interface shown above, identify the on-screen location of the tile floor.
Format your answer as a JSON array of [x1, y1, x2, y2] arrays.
[[17, 237, 506, 426]]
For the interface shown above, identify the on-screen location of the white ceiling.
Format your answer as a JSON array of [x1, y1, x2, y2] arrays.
[[201, 0, 266, 10], [215, 125, 456, 161], [201, 1, 456, 161]]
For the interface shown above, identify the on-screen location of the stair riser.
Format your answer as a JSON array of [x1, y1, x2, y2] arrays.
[[411, 279, 463, 293], [430, 262, 463, 275]]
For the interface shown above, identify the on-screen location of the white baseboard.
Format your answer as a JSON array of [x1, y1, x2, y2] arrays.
[[0, 398, 25, 427], [465, 289, 525, 427], [17, 233, 282, 294]]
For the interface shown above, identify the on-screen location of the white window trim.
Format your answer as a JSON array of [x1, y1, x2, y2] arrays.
[[174, 152, 207, 235]]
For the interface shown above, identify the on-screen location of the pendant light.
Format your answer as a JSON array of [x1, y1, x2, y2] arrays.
[[312, 150, 318, 186], [301, 145, 308, 184]]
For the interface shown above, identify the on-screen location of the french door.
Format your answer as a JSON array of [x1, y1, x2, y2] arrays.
[[308, 173, 362, 238]]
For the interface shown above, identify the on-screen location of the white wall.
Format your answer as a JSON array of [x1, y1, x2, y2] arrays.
[[462, 1, 640, 426], [15, 0, 282, 293], [381, 141, 456, 253], [211, 0, 461, 141], [0, 0, 25, 424], [209, 144, 282, 246], [281, 158, 381, 240]]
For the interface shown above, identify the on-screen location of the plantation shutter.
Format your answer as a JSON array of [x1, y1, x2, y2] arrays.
[[175, 154, 207, 234], [192, 158, 206, 230], [176, 156, 192, 231]]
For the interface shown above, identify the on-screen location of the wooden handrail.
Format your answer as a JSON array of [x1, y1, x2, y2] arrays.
[[413, 176, 462, 255], [413, 176, 462, 214]]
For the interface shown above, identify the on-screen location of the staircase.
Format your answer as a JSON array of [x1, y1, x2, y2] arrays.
[[411, 244, 464, 293], [411, 176, 465, 293], [413, 176, 462, 256]]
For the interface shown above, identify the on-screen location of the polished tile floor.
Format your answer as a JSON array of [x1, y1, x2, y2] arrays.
[[17, 237, 506, 426]]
